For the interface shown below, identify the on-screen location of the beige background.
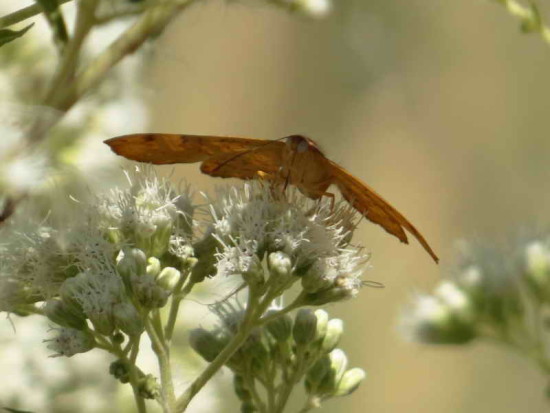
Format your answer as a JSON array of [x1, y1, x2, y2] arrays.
[[142, 0, 550, 411]]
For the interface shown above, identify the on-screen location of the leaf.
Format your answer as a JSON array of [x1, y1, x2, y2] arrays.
[[0, 23, 34, 48], [35, 0, 69, 46]]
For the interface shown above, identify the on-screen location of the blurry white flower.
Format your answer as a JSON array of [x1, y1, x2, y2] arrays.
[[400, 282, 476, 345], [295, 0, 332, 18]]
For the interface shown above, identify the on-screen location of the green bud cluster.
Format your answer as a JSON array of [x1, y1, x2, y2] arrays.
[[189, 308, 364, 411]]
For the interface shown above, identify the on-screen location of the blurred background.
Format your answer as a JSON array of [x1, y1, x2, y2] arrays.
[[3, 0, 550, 411], [142, 0, 550, 411]]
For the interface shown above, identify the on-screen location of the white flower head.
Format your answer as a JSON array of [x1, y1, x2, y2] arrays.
[[0, 222, 68, 307], [399, 293, 451, 343], [208, 182, 369, 301], [96, 167, 195, 255]]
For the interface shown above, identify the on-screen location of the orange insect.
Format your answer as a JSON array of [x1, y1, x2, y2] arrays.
[[104, 134, 438, 263]]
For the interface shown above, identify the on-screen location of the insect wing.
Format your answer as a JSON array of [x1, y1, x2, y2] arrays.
[[330, 161, 438, 262], [200, 140, 285, 179], [104, 134, 279, 165]]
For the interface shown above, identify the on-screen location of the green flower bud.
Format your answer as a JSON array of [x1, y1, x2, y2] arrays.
[[112, 332, 125, 345], [265, 311, 293, 342], [321, 318, 343, 353], [113, 301, 144, 336], [244, 334, 270, 373], [334, 368, 366, 397], [44, 299, 87, 330], [293, 309, 318, 346], [268, 251, 292, 280], [146, 257, 162, 278], [241, 401, 256, 413], [116, 248, 147, 279], [305, 355, 331, 393], [138, 374, 160, 400], [317, 349, 348, 395], [156, 267, 181, 292], [89, 306, 115, 336], [110, 359, 130, 384], [302, 278, 358, 306], [313, 309, 329, 342], [190, 232, 218, 283], [46, 328, 95, 357], [242, 255, 265, 291], [151, 222, 173, 258], [189, 328, 230, 362], [234, 375, 252, 402], [58, 276, 86, 318], [131, 274, 170, 309]]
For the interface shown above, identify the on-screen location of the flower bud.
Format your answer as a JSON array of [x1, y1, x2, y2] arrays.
[[293, 309, 318, 346], [138, 374, 160, 400], [306, 355, 331, 393], [400, 295, 476, 344], [89, 306, 116, 336], [242, 255, 265, 290], [44, 299, 87, 330], [241, 401, 256, 413], [151, 222, 173, 258], [131, 274, 170, 309], [146, 257, 161, 278], [316, 349, 348, 395], [189, 328, 230, 362], [334, 368, 366, 397], [113, 301, 144, 336], [268, 251, 292, 280], [265, 311, 293, 343], [46, 328, 95, 357], [321, 318, 344, 353], [190, 232, 218, 283], [58, 276, 86, 318], [313, 309, 329, 342], [244, 334, 270, 373], [156, 267, 181, 292], [110, 359, 130, 383], [302, 277, 359, 306], [233, 375, 252, 402], [116, 248, 147, 279]]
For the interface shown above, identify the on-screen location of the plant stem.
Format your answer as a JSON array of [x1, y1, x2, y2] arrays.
[[50, 0, 192, 113], [0, 0, 74, 28], [145, 317, 176, 412], [165, 273, 194, 342], [128, 337, 148, 413], [175, 291, 276, 411]]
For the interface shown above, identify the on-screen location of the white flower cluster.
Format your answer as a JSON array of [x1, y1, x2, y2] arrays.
[[400, 237, 550, 345], [209, 182, 368, 303]]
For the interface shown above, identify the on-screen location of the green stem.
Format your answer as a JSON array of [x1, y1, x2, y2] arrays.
[[495, 0, 550, 45], [175, 291, 275, 412], [145, 317, 176, 412], [50, 0, 191, 113], [128, 337, 148, 413], [165, 274, 194, 342], [272, 347, 307, 413], [0, 0, 74, 28], [243, 375, 267, 413]]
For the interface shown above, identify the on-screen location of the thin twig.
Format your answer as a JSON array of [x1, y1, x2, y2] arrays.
[[0, 0, 73, 29]]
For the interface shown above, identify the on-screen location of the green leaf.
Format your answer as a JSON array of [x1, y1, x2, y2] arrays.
[[0, 23, 33, 48], [35, 0, 69, 46]]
